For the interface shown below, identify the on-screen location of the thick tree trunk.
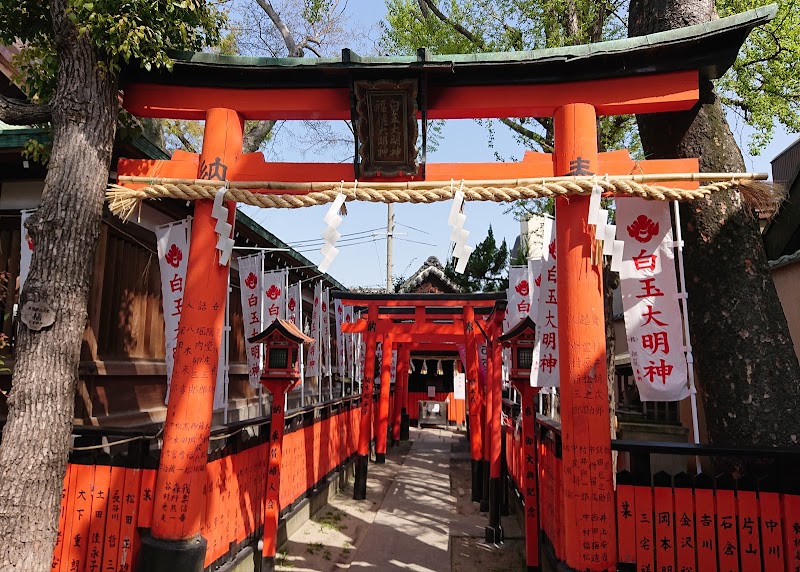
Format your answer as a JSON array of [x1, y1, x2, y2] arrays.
[[629, 0, 800, 447], [0, 1, 118, 568]]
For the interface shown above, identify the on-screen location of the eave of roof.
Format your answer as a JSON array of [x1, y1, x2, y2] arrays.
[[120, 6, 776, 90]]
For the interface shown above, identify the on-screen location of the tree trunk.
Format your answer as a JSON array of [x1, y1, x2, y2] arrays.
[[629, 0, 800, 448], [0, 1, 118, 568]]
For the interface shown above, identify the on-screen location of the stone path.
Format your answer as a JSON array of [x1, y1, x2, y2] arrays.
[[275, 428, 526, 571]]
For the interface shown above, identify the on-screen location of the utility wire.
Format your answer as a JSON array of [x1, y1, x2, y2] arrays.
[[286, 226, 384, 246], [396, 222, 431, 235]]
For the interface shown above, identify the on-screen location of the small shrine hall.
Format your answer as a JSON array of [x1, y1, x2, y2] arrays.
[[47, 5, 800, 572]]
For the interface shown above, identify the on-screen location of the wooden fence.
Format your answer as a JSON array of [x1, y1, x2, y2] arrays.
[[502, 399, 800, 572], [52, 395, 362, 572]]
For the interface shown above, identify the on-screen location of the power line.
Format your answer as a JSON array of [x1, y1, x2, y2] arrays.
[[396, 237, 438, 247], [286, 226, 384, 246], [396, 222, 431, 235], [294, 237, 380, 253]]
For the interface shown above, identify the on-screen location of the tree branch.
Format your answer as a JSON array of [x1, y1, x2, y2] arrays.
[[254, 0, 303, 56], [499, 118, 553, 152], [0, 94, 51, 125], [243, 119, 277, 154], [420, 0, 486, 49]]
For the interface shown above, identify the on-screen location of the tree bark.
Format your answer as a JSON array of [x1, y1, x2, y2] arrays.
[[629, 0, 800, 447], [0, 0, 118, 568]]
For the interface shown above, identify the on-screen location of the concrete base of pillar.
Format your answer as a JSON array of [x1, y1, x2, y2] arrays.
[[353, 454, 369, 500], [484, 524, 504, 544], [137, 532, 207, 572], [471, 459, 483, 502], [375, 453, 386, 464]]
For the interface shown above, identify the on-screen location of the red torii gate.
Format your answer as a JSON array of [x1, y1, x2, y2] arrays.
[[111, 9, 771, 571]]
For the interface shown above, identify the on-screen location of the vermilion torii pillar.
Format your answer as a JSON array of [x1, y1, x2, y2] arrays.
[[392, 346, 409, 445], [375, 333, 394, 463], [486, 306, 505, 543], [463, 306, 484, 502], [138, 108, 242, 572], [514, 381, 541, 571], [353, 305, 378, 499], [554, 103, 616, 571]]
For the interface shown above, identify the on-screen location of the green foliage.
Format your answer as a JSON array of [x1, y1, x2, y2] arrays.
[[382, 0, 799, 157], [444, 225, 509, 292], [0, 1, 224, 102], [717, 0, 800, 155]]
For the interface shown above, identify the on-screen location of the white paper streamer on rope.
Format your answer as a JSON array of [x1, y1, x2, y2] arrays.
[[212, 188, 235, 265], [448, 183, 473, 273], [617, 198, 690, 402], [318, 188, 347, 273], [237, 252, 264, 388], [19, 209, 35, 292], [156, 218, 191, 402], [531, 217, 559, 388]]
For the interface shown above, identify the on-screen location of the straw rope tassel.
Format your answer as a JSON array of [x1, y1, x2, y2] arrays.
[[106, 174, 777, 221]]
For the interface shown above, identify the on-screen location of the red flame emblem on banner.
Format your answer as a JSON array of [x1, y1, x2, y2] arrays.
[[244, 272, 258, 290], [345, 314, 351, 323], [266, 284, 281, 300], [534, 274, 542, 287], [288, 298, 296, 312], [337, 305, 343, 314], [322, 302, 327, 313], [548, 240, 556, 260], [515, 280, 529, 297], [165, 244, 183, 268], [627, 215, 660, 243]]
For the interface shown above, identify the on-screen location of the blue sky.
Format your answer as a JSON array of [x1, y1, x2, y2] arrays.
[[242, 0, 797, 290]]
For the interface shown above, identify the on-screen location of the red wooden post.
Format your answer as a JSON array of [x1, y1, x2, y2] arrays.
[[375, 333, 393, 463], [514, 381, 541, 571], [553, 103, 616, 571], [139, 108, 242, 572], [463, 305, 484, 502], [481, 327, 492, 514], [392, 345, 408, 444], [354, 305, 378, 499], [260, 379, 294, 572], [486, 309, 505, 542]]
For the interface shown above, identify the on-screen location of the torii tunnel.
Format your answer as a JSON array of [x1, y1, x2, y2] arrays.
[[43, 5, 800, 572]]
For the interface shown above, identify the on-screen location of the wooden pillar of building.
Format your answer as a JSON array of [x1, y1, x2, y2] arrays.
[[554, 103, 616, 571], [486, 309, 505, 543], [392, 345, 409, 445], [260, 379, 295, 572], [354, 305, 379, 499], [138, 108, 243, 572], [375, 333, 393, 463], [463, 306, 484, 502], [514, 381, 541, 571]]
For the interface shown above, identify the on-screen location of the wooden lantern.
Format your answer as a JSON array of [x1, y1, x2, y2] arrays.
[[248, 319, 314, 385], [498, 315, 537, 384]]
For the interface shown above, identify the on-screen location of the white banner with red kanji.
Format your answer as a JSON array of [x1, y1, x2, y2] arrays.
[[531, 217, 559, 388], [156, 219, 191, 401], [286, 283, 301, 328], [321, 288, 332, 376], [334, 298, 346, 376], [262, 269, 287, 325], [617, 199, 690, 401], [506, 266, 533, 330], [343, 306, 354, 378], [237, 252, 264, 388], [306, 281, 322, 378]]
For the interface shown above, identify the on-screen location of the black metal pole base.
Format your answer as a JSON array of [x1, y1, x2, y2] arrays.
[[353, 454, 369, 500], [375, 452, 386, 464], [480, 460, 490, 512], [471, 459, 483, 502], [137, 532, 207, 572], [484, 524, 504, 544], [400, 410, 410, 441], [260, 555, 276, 572]]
